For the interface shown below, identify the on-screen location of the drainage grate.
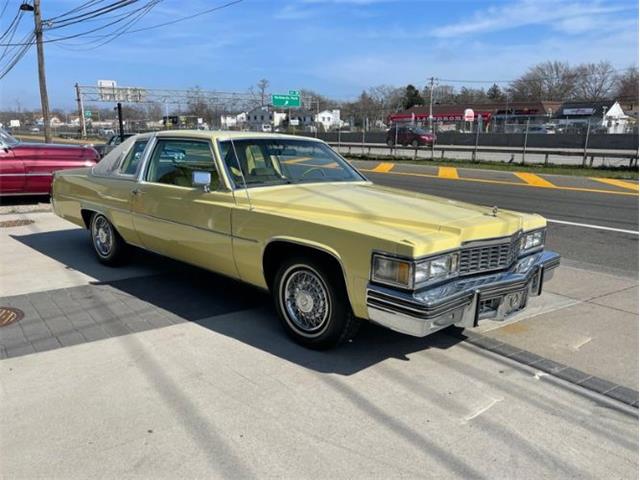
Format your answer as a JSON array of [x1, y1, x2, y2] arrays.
[[0, 307, 24, 327], [0, 219, 35, 228]]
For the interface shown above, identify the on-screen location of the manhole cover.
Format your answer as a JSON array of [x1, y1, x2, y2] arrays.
[[0, 219, 35, 228], [0, 307, 24, 327]]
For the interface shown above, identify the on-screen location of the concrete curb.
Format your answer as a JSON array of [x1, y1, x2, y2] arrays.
[[450, 329, 639, 408]]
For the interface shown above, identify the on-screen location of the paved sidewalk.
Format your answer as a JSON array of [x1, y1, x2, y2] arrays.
[[1, 211, 638, 478], [2, 316, 638, 479]]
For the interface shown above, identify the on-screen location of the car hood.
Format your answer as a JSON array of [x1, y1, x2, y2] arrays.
[[246, 182, 546, 255]]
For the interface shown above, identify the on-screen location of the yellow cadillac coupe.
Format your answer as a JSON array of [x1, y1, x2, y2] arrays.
[[52, 131, 560, 349]]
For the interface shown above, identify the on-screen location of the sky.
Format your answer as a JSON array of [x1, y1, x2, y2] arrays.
[[0, 0, 638, 110]]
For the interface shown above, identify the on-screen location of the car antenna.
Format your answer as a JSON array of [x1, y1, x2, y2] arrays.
[[229, 139, 253, 211]]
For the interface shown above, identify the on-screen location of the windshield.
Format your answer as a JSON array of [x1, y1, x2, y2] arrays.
[[219, 138, 365, 188], [0, 128, 18, 147], [412, 127, 428, 134]]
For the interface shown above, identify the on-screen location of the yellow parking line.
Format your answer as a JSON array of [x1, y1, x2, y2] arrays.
[[372, 162, 395, 173], [438, 167, 459, 179], [514, 172, 555, 188], [284, 157, 312, 164], [359, 168, 638, 196], [590, 177, 639, 191]]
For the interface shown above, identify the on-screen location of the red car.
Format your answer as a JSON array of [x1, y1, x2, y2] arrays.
[[386, 125, 436, 147], [0, 128, 99, 196]]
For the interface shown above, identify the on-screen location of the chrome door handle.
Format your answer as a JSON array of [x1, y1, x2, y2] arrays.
[[131, 188, 143, 196]]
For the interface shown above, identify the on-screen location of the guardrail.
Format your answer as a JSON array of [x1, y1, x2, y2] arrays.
[[327, 142, 639, 167]]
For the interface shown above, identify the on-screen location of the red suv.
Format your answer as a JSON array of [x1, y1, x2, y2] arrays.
[[386, 125, 436, 147]]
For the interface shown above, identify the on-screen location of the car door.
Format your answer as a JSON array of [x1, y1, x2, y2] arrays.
[[131, 137, 238, 278], [0, 146, 24, 194]]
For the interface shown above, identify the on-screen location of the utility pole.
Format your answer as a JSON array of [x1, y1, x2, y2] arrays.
[[75, 83, 87, 138], [32, 0, 52, 143], [427, 76, 437, 134]]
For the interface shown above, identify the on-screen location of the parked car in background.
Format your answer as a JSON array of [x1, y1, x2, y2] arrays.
[[386, 125, 436, 147], [527, 124, 556, 134], [0, 128, 99, 196], [92, 133, 135, 158], [52, 130, 559, 349]]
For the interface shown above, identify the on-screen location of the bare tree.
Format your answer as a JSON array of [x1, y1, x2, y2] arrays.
[[574, 61, 617, 100], [256, 79, 269, 106], [432, 85, 456, 104], [509, 61, 578, 101], [615, 67, 639, 100]]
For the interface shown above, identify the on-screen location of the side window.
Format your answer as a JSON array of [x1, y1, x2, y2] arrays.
[[120, 140, 148, 175], [145, 139, 220, 189]]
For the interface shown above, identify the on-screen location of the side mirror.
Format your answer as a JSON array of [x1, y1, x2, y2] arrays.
[[192, 171, 212, 192]]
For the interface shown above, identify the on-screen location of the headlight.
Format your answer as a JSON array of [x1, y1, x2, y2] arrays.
[[372, 252, 459, 289], [415, 253, 459, 285], [372, 255, 413, 288], [520, 229, 545, 253]]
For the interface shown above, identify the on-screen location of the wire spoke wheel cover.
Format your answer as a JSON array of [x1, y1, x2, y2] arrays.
[[92, 215, 113, 257], [281, 265, 331, 337]]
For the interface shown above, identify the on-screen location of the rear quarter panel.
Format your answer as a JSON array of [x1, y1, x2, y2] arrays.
[[53, 168, 140, 245]]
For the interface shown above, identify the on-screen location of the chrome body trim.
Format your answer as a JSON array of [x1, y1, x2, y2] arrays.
[[366, 250, 560, 338]]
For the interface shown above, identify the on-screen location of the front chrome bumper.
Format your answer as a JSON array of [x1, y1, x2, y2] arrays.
[[366, 250, 560, 337]]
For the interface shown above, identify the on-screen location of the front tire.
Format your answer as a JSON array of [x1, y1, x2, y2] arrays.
[[273, 257, 361, 349], [90, 213, 127, 266]]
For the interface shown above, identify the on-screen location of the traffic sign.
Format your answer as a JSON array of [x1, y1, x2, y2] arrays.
[[463, 108, 474, 122], [272, 93, 301, 108], [84, 110, 92, 118], [288, 90, 300, 95]]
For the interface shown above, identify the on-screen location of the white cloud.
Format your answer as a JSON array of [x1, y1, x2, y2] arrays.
[[431, 0, 630, 38]]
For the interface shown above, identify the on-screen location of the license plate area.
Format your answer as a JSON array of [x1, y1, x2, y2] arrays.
[[477, 288, 528, 321]]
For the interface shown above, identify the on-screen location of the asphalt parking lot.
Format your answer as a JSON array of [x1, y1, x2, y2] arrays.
[[1, 166, 638, 479]]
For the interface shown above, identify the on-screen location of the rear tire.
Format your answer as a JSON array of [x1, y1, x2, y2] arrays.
[[89, 213, 127, 266], [273, 256, 361, 349]]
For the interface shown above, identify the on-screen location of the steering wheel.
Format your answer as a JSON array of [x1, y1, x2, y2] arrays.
[[300, 167, 327, 179]]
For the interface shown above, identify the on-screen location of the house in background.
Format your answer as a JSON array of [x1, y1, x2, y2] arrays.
[[315, 109, 342, 131], [287, 109, 314, 128], [247, 106, 273, 130], [220, 112, 248, 130]]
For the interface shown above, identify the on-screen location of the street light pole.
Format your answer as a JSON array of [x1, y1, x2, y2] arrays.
[[31, 0, 52, 143]]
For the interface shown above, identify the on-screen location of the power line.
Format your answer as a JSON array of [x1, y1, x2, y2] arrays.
[[46, 0, 139, 30], [0, 1, 153, 46], [0, 0, 244, 46], [0, 10, 23, 42], [54, 0, 160, 50], [110, 0, 244, 35], [0, 32, 33, 79], [0, 0, 10, 18], [46, 0, 110, 21]]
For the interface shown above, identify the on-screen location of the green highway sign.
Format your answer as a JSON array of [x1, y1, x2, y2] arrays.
[[272, 93, 301, 108], [289, 90, 300, 95], [84, 110, 92, 118]]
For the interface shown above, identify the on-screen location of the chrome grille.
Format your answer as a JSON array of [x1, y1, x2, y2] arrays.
[[459, 233, 521, 276]]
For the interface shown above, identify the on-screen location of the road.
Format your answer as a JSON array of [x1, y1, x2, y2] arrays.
[[353, 161, 638, 274]]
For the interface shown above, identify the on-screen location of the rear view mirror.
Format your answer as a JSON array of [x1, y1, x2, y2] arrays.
[[192, 171, 211, 192]]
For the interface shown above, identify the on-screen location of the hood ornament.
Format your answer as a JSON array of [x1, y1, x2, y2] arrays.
[[490, 206, 499, 217]]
